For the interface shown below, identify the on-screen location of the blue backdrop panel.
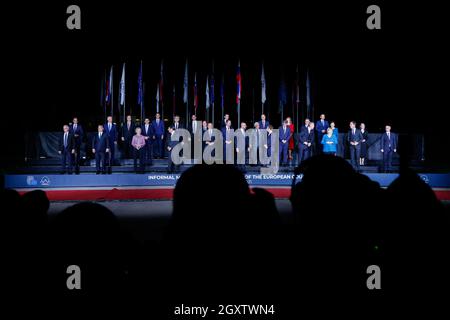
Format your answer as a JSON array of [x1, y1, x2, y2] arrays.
[[5, 173, 450, 189]]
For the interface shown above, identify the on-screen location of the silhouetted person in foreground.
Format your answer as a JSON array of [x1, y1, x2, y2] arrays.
[[160, 165, 282, 302], [47, 202, 129, 298], [289, 155, 385, 313]]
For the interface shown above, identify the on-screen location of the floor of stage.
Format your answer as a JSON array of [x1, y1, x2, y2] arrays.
[[47, 200, 295, 243]]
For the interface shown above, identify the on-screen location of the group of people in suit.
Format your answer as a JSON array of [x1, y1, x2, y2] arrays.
[[58, 113, 398, 174]]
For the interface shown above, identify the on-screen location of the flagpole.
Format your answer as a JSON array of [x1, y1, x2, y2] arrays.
[[143, 81, 146, 124], [238, 101, 240, 127], [123, 63, 126, 124], [103, 68, 106, 123], [221, 73, 224, 123], [252, 87, 255, 124], [111, 66, 114, 120]]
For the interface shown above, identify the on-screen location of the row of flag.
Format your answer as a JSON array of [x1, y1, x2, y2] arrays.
[[102, 60, 312, 123]]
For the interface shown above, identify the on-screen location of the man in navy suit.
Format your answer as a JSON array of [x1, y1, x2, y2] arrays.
[[166, 126, 181, 173], [58, 125, 75, 174], [300, 118, 311, 133], [121, 115, 135, 159], [92, 125, 110, 174], [279, 120, 291, 165], [104, 116, 117, 172], [262, 125, 274, 162], [221, 120, 233, 163], [347, 121, 364, 170], [151, 113, 165, 158], [258, 114, 269, 130], [316, 114, 329, 153], [69, 117, 84, 174], [142, 118, 153, 166], [221, 114, 230, 128], [380, 125, 398, 172], [235, 122, 249, 172], [171, 115, 184, 130], [298, 122, 315, 165]]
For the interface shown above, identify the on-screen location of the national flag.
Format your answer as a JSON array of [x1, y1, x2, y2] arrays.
[[295, 64, 300, 103], [183, 60, 188, 104], [137, 61, 143, 106], [278, 70, 287, 113], [205, 75, 210, 109], [210, 72, 215, 106], [261, 63, 266, 104], [306, 69, 312, 118], [220, 74, 224, 109], [172, 85, 176, 116], [105, 66, 113, 104], [119, 63, 125, 105], [159, 60, 164, 111], [156, 83, 160, 113], [236, 60, 242, 104], [193, 72, 198, 111]]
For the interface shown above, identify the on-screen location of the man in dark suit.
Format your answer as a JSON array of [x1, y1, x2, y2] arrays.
[[258, 113, 270, 130], [58, 125, 75, 174], [279, 120, 291, 165], [249, 122, 262, 165], [298, 122, 315, 165], [380, 125, 398, 172], [167, 126, 181, 173], [121, 115, 135, 159], [347, 121, 364, 170], [235, 122, 249, 172], [172, 115, 184, 130], [142, 118, 153, 166], [92, 125, 110, 174], [315, 114, 329, 153], [300, 118, 311, 133], [262, 125, 274, 166], [188, 114, 202, 162], [221, 120, 233, 163], [69, 117, 84, 174], [104, 116, 118, 172], [151, 113, 165, 158], [221, 114, 230, 128]]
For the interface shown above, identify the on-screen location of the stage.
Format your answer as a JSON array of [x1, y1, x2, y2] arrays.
[[5, 171, 450, 201]]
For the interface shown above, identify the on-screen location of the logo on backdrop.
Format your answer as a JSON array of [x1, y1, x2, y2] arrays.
[[419, 174, 429, 184], [26, 176, 38, 186], [40, 176, 51, 186]]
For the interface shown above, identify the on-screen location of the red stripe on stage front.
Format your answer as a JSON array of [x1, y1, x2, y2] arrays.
[[18, 188, 450, 201]]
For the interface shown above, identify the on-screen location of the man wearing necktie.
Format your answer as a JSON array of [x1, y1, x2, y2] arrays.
[[69, 117, 84, 174], [279, 120, 291, 166], [92, 125, 110, 174], [142, 118, 154, 166], [121, 115, 135, 159], [258, 114, 270, 130], [315, 114, 329, 153], [347, 121, 364, 170], [380, 125, 398, 172], [235, 122, 249, 172], [188, 115, 201, 162], [221, 120, 233, 163], [166, 126, 181, 173], [249, 122, 261, 165], [151, 113, 165, 159], [103, 116, 117, 173], [298, 122, 315, 165], [58, 125, 75, 174]]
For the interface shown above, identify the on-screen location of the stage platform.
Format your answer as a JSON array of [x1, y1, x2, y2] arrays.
[[4, 171, 450, 201]]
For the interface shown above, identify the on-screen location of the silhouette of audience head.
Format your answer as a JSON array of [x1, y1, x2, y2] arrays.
[[49, 202, 126, 294], [21, 190, 49, 226]]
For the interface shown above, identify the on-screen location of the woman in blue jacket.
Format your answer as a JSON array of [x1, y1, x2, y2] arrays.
[[321, 127, 338, 155]]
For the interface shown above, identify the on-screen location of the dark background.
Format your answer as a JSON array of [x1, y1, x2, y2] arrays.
[[2, 1, 449, 164]]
